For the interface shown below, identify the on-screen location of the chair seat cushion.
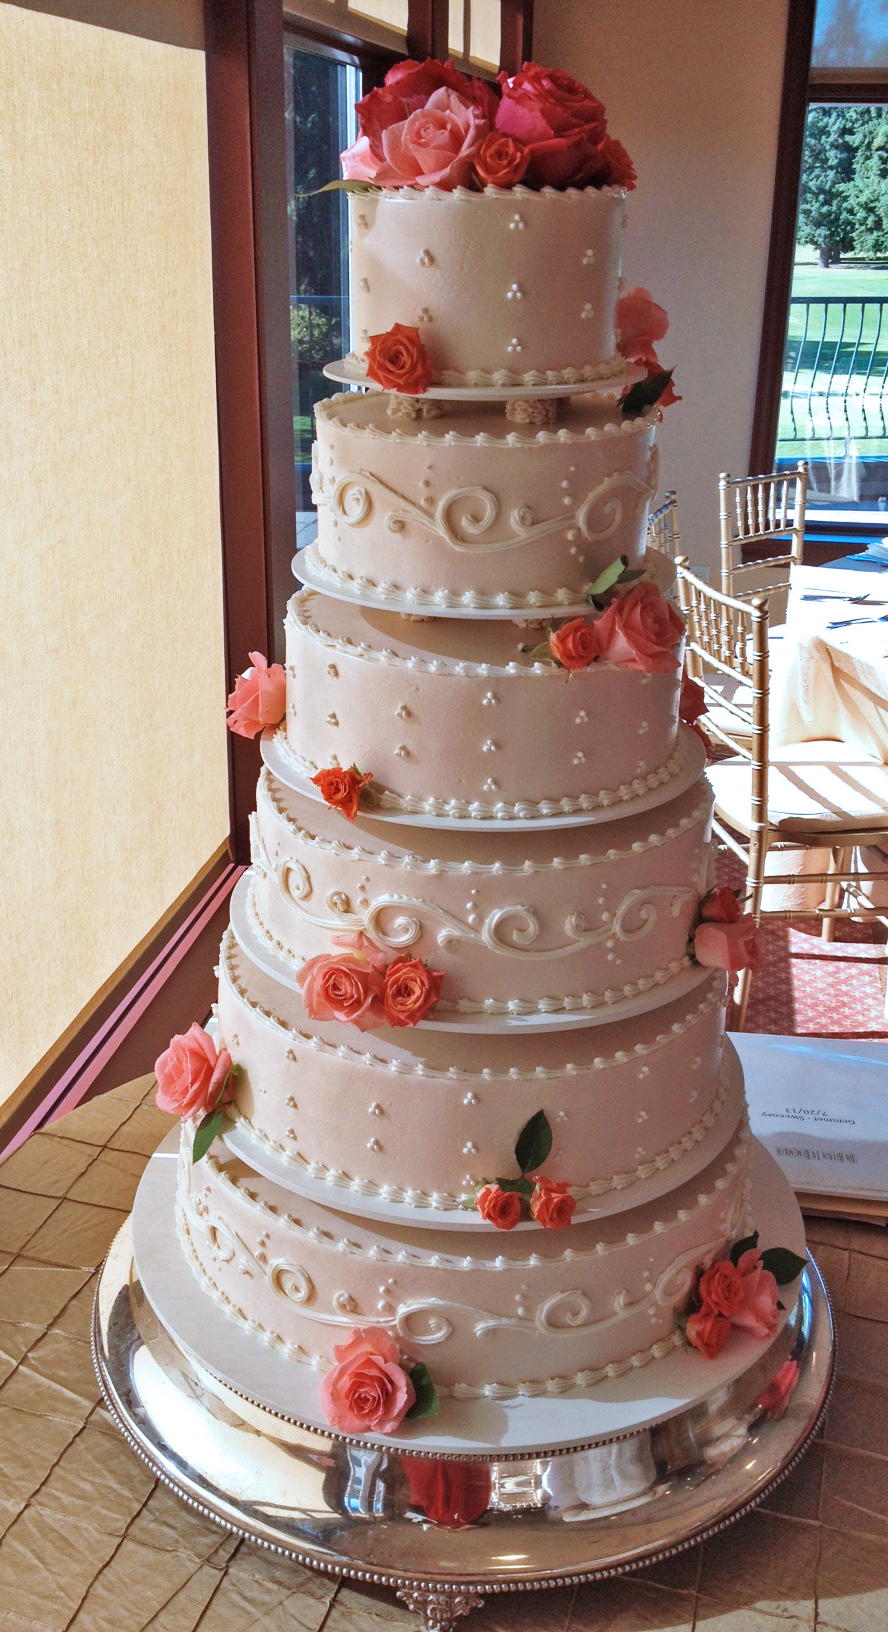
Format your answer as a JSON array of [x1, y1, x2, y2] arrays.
[[708, 739, 888, 832]]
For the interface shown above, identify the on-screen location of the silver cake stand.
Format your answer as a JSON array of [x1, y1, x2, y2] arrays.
[[92, 1189, 834, 1632]]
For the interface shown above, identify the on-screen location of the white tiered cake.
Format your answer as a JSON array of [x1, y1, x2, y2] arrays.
[[163, 58, 803, 1439]]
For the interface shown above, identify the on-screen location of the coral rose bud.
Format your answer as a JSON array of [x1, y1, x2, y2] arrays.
[[320, 1327, 415, 1435], [365, 323, 433, 394], [226, 652, 286, 738], [549, 616, 602, 671], [383, 958, 443, 1027], [686, 1305, 731, 1359], [155, 1023, 231, 1120], [310, 766, 372, 820], [697, 1257, 745, 1318], [476, 1183, 524, 1230], [616, 285, 669, 364], [474, 131, 529, 187], [699, 886, 743, 924], [530, 1179, 576, 1229], [694, 915, 760, 975], [679, 672, 707, 725]]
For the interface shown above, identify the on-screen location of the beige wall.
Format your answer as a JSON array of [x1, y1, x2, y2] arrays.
[[535, 0, 791, 572], [1, 1, 229, 1106]]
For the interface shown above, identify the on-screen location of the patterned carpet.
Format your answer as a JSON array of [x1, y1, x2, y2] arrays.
[[715, 850, 888, 1039]]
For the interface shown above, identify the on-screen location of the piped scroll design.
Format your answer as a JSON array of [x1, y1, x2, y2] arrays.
[[257, 866, 697, 961], [322, 467, 651, 556]]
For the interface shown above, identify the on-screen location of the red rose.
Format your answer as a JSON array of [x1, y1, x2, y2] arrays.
[[698, 1258, 745, 1318], [320, 1327, 414, 1435], [495, 62, 611, 189], [297, 950, 386, 1031], [530, 1179, 576, 1229], [595, 133, 636, 191], [365, 324, 433, 394], [549, 616, 602, 671], [382, 958, 443, 1027], [679, 672, 707, 726], [226, 652, 286, 738], [593, 582, 684, 674], [694, 916, 760, 976], [476, 1183, 523, 1230], [310, 766, 372, 821], [155, 1023, 232, 1120], [686, 1305, 731, 1359], [699, 886, 743, 924], [474, 131, 529, 188], [402, 1458, 492, 1526]]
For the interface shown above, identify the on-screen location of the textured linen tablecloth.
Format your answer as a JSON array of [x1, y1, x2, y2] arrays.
[[772, 564, 888, 762], [0, 1075, 887, 1632]]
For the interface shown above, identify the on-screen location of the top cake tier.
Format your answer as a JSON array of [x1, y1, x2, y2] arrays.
[[346, 186, 627, 389]]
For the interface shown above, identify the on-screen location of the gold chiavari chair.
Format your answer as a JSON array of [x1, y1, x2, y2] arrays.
[[676, 556, 888, 1028], [646, 489, 681, 561]]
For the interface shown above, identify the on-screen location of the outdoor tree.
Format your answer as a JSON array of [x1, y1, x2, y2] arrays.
[[797, 105, 888, 264]]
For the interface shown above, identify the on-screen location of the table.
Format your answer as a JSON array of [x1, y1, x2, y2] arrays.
[[0, 1075, 887, 1630], [772, 562, 888, 762]]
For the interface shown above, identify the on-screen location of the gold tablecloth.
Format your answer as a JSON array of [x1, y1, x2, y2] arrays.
[[0, 1076, 886, 1632]]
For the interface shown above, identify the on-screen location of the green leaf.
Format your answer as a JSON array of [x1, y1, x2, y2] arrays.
[[192, 1108, 224, 1164], [584, 556, 627, 599], [515, 1110, 553, 1175], [759, 1247, 807, 1286], [621, 369, 674, 418], [616, 567, 646, 585], [405, 1361, 439, 1420], [519, 640, 555, 663], [729, 1231, 759, 1266], [306, 179, 380, 197], [493, 1176, 534, 1199]]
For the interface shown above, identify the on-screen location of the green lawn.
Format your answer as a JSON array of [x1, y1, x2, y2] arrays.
[[780, 250, 888, 459]]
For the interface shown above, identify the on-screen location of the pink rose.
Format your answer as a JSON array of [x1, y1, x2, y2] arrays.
[[549, 616, 602, 671], [155, 1023, 232, 1119], [686, 1305, 731, 1359], [476, 1183, 523, 1230], [376, 87, 489, 190], [731, 1247, 781, 1339], [616, 286, 669, 369], [310, 765, 372, 820], [694, 915, 760, 975], [495, 62, 610, 189], [697, 1258, 745, 1318], [756, 1359, 800, 1419], [593, 582, 684, 674], [474, 131, 529, 188], [320, 1327, 415, 1435], [530, 1179, 576, 1229], [297, 949, 386, 1031], [699, 886, 743, 925], [383, 958, 443, 1027], [332, 931, 388, 972], [226, 652, 286, 738]]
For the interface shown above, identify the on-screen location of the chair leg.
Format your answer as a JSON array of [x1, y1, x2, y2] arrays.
[[732, 836, 768, 1033], [821, 847, 849, 943], [731, 967, 752, 1031]]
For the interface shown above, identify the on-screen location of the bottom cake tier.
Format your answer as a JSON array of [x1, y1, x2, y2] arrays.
[[175, 1108, 753, 1404]]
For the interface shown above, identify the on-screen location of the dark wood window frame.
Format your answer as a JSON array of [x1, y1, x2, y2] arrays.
[[750, 0, 888, 525], [3, 0, 534, 1157]]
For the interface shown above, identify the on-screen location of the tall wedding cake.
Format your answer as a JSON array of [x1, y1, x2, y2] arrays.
[[155, 58, 803, 1443]]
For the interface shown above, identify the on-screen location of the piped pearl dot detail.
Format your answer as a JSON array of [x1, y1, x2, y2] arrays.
[[396, 705, 411, 719], [359, 276, 369, 292], [463, 1141, 477, 1155], [327, 664, 338, 678], [326, 712, 338, 727], [418, 248, 434, 266], [483, 779, 498, 793], [509, 214, 525, 230], [418, 307, 432, 323], [482, 691, 499, 705], [506, 283, 523, 300], [463, 1092, 477, 1106], [582, 248, 595, 265], [482, 740, 498, 753], [370, 1103, 383, 1116], [395, 744, 410, 759], [367, 1138, 381, 1152], [573, 751, 586, 765], [581, 303, 594, 320], [575, 710, 587, 724], [507, 338, 523, 354]]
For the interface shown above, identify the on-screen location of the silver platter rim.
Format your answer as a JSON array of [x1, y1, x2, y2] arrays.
[[92, 1213, 834, 1605]]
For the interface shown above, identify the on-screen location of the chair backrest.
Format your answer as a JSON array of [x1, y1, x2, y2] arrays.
[[646, 490, 680, 560], [675, 557, 771, 836], [718, 461, 808, 600]]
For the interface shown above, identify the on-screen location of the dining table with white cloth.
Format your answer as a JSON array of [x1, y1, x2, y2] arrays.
[[771, 561, 888, 763]]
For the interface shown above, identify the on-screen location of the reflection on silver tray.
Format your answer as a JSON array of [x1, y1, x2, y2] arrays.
[[93, 1201, 833, 1631]]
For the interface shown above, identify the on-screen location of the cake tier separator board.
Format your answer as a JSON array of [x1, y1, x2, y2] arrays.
[[294, 541, 674, 622], [132, 1131, 806, 1457], [220, 1039, 747, 1232], [322, 359, 644, 400], [261, 713, 703, 831], [230, 867, 711, 1034]]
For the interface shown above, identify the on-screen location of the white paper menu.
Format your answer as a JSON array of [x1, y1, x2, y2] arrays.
[[733, 1032, 888, 1201]]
